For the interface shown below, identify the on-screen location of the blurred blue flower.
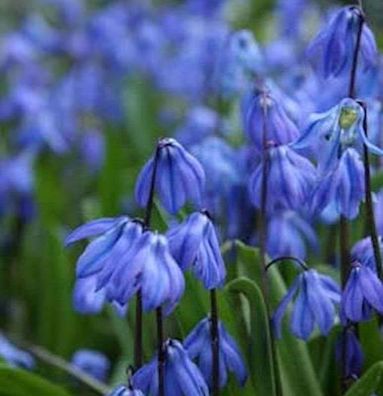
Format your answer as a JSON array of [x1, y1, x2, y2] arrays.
[[80, 129, 105, 172], [310, 148, 364, 220], [132, 339, 209, 396], [0, 334, 34, 369], [294, 98, 383, 175], [272, 269, 341, 340], [336, 328, 363, 378], [72, 276, 106, 315], [71, 349, 110, 381], [184, 317, 247, 388], [135, 138, 206, 214], [249, 144, 316, 212], [341, 262, 383, 322], [108, 385, 144, 396], [167, 211, 226, 289], [242, 90, 299, 150], [307, 6, 377, 79], [267, 210, 318, 260]]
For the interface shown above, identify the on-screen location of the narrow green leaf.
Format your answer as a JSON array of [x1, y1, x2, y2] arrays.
[[0, 365, 72, 396], [345, 361, 383, 396]]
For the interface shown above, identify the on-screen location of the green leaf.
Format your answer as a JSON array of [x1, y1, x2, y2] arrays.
[[235, 241, 323, 396], [345, 361, 383, 396], [0, 365, 72, 396], [225, 277, 276, 396]]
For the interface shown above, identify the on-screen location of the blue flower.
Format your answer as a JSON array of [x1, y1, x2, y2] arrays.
[[71, 349, 110, 382], [341, 262, 383, 322], [66, 218, 184, 314], [351, 237, 383, 271], [272, 269, 341, 340], [184, 317, 247, 388], [242, 90, 300, 150], [293, 98, 383, 175], [72, 276, 106, 315], [336, 328, 363, 378], [108, 385, 144, 396], [0, 334, 34, 369], [248, 144, 316, 211], [135, 138, 206, 214], [267, 210, 318, 260], [310, 148, 364, 220], [306, 6, 377, 79], [167, 211, 226, 289], [132, 339, 209, 396]]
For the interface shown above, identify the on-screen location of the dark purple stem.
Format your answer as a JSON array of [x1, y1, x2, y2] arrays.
[[210, 289, 219, 396]]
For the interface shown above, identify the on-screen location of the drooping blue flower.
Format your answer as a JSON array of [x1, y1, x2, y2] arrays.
[[135, 138, 206, 214], [242, 90, 300, 150], [336, 328, 363, 378], [248, 144, 316, 212], [71, 349, 110, 381], [272, 269, 341, 340], [184, 317, 247, 388], [267, 210, 318, 260], [0, 334, 35, 369], [306, 6, 377, 79], [351, 237, 383, 271], [72, 276, 106, 315], [105, 230, 185, 315], [132, 339, 209, 396], [108, 385, 144, 396], [310, 148, 364, 220], [293, 98, 383, 175], [167, 211, 226, 289], [341, 262, 383, 323]]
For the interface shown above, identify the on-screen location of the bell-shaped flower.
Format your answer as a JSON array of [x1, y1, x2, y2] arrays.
[[306, 6, 377, 79], [167, 211, 226, 289], [71, 349, 110, 382], [293, 98, 383, 174], [336, 327, 363, 378], [351, 237, 383, 271], [132, 339, 209, 396], [249, 144, 316, 212], [184, 317, 247, 388], [0, 334, 34, 369], [272, 269, 341, 340], [242, 90, 299, 150], [105, 230, 185, 314], [341, 261, 383, 322], [267, 210, 318, 260], [107, 385, 144, 396], [310, 148, 364, 220], [135, 138, 206, 214]]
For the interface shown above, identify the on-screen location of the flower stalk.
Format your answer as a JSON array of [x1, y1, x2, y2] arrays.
[[210, 289, 220, 396]]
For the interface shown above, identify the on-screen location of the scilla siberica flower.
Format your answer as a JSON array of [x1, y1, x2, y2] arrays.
[[132, 339, 209, 396], [335, 328, 363, 378], [248, 144, 316, 211], [242, 89, 300, 150], [167, 211, 226, 289], [351, 237, 383, 270], [108, 385, 144, 396], [341, 261, 383, 323], [272, 269, 341, 340], [135, 138, 206, 214], [71, 349, 110, 381], [184, 317, 247, 388], [309, 148, 364, 220], [306, 6, 377, 79], [66, 217, 185, 314], [294, 98, 383, 175], [0, 334, 34, 369]]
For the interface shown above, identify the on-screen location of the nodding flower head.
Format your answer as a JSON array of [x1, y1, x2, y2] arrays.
[[184, 317, 247, 389], [242, 89, 299, 150], [132, 339, 209, 396], [351, 237, 383, 271], [248, 145, 316, 212], [135, 138, 206, 214], [272, 269, 341, 340], [65, 217, 185, 315], [294, 98, 383, 175], [307, 6, 377, 79], [341, 261, 383, 323], [167, 211, 226, 289], [71, 349, 110, 382]]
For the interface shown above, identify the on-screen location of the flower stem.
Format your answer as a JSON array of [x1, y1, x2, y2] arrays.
[[210, 289, 220, 396], [259, 93, 282, 396], [134, 291, 143, 369]]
